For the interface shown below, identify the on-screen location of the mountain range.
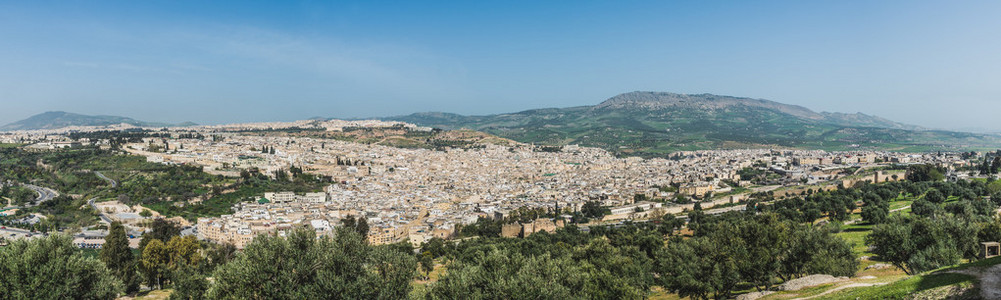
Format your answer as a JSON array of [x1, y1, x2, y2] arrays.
[[0, 111, 195, 131], [7, 92, 1000, 155], [386, 91, 1001, 156]]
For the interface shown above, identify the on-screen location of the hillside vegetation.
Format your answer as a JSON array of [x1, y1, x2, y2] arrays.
[[389, 92, 1001, 156]]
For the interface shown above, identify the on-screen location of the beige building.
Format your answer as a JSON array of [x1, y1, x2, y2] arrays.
[[500, 218, 566, 238], [679, 183, 713, 197]]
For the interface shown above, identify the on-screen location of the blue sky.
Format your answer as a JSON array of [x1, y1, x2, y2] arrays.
[[1, 1, 1000, 130]]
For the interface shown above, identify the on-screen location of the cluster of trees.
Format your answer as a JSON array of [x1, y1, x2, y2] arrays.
[[662, 213, 857, 299], [737, 166, 767, 181], [867, 215, 985, 274], [68, 129, 171, 149], [0, 234, 122, 299], [259, 146, 276, 155], [428, 224, 662, 299], [862, 183, 1001, 275], [207, 228, 415, 299], [88, 219, 238, 298], [340, 215, 370, 239], [906, 164, 946, 182], [425, 211, 853, 300], [0, 185, 38, 206], [504, 205, 560, 224], [457, 217, 503, 238], [973, 150, 1001, 175], [755, 187, 858, 223], [0, 147, 100, 194], [758, 173, 1001, 226]]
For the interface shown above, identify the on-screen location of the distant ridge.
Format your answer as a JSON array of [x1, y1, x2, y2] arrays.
[[593, 91, 824, 120], [1, 111, 196, 131], [386, 91, 1000, 155]]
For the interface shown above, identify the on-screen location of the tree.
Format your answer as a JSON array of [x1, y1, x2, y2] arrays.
[[101, 221, 140, 293], [924, 189, 946, 204], [420, 237, 450, 258], [432, 241, 648, 300], [658, 235, 741, 300], [991, 157, 1001, 174], [341, 215, 369, 240], [167, 235, 203, 270], [202, 242, 237, 274], [341, 214, 356, 229], [866, 215, 968, 274], [140, 218, 181, 251], [207, 228, 416, 299], [170, 262, 208, 300], [580, 201, 609, 219], [907, 164, 945, 182], [0, 235, 122, 299], [419, 251, 435, 279], [861, 202, 889, 224], [781, 226, 858, 279], [356, 217, 369, 239], [911, 198, 939, 218], [141, 239, 172, 289]]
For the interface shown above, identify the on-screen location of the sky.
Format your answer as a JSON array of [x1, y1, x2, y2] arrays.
[[1, 1, 1000, 131]]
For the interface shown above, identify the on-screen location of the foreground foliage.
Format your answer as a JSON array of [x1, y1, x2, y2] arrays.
[[207, 228, 416, 299], [0, 235, 122, 299]]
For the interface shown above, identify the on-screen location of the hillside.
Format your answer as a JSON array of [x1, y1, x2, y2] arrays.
[[388, 91, 1001, 156], [1, 111, 195, 131]]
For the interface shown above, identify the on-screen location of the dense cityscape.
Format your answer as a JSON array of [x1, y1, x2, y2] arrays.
[[4, 1, 1001, 299]]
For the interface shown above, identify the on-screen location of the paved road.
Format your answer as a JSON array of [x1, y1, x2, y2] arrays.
[[22, 184, 59, 207], [94, 171, 118, 188], [0, 226, 35, 235], [0, 226, 43, 242], [87, 198, 113, 224]]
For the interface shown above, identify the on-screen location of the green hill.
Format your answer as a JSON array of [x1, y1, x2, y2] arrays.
[[1, 111, 195, 131], [388, 91, 1001, 156]]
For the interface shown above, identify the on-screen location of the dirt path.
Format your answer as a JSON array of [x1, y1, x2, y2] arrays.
[[980, 264, 1001, 299], [953, 263, 1001, 299], [946, 262, 1001, 299], [890, 205, 910, 213]]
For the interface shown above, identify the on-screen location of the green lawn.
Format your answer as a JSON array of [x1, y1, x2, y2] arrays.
[[942, 256, 1001, 272], [836, 223, 874, 257]]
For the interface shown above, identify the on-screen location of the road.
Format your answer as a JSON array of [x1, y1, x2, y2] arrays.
[[22, 184, 59, 207], [87, 198, 113, 224], [93, 171, 118, 188], [0, 226, 43, 242]]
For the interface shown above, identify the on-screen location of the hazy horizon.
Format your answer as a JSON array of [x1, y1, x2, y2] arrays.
[[2, 1, 1000, 131]]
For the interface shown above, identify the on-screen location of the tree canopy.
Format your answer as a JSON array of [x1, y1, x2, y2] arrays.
[[207, 228, 416, 299], [0, 235, 122, 299]]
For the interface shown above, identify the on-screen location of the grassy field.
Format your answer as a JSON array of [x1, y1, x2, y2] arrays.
[[836, 223, 875, 257], [409, 260, 450, 299]]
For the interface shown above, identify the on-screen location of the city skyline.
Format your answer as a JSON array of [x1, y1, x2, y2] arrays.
[[2, 1, 1000, 131]]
